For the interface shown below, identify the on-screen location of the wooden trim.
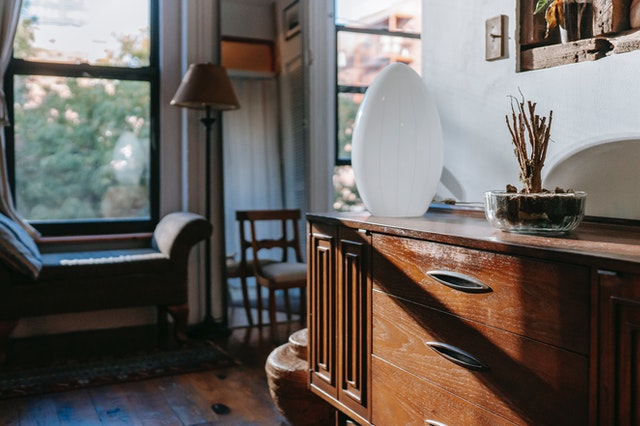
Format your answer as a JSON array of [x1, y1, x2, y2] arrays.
[[520, 37, 612, 70], [520, 29, 640, 71], [609, 27, 640, 51], [221, 37, 275, 73], [38, 232, 152, 245], [36, 233, 153, 253], [594, 0, 632, 34]]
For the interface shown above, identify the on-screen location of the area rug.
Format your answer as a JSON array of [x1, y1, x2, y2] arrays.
[[0, 340, 236, 400]]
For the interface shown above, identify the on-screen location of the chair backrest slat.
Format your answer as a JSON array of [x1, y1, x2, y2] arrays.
[[235, 209, 304, 275]]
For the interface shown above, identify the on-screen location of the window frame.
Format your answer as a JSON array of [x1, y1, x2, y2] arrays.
[[3, 0, 160, 236]]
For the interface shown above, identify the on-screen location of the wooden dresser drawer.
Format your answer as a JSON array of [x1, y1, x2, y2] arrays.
[[372, 291, 589, 425], [372, 233, 590, 354], [372, 356, 516, 426]]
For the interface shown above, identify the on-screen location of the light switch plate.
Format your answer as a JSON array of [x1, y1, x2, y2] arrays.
[[486, 15, 508, 61]]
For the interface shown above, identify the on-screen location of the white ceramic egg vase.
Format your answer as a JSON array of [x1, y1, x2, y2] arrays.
[[351, 62, 443, 217]]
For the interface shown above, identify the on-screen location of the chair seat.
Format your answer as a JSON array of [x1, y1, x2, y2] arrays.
[[226, 258, 278, 277], [262, 262, 307, 284]]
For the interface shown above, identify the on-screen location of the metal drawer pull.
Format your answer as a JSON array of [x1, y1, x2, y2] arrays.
[[425, 421, 448, 426], [426, 342, 489, 371], [427, 271, 492, 293]]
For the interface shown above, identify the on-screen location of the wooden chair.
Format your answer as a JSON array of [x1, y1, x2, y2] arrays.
[[226, 253, 276, 326], [235, 209, 306, 334]]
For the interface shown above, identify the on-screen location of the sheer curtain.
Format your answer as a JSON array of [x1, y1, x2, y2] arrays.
[[0, 0, 38, 237], [222, 76, 283, 257]]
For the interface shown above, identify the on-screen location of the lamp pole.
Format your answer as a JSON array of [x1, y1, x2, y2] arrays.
[[191, 105, 231, 338], [171, 63, 238, 339], [201, 106, 216, 327]]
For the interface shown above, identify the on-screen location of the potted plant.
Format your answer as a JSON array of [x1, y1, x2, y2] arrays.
[[535, 0, 593, 42], [484, 92, 587, 235]]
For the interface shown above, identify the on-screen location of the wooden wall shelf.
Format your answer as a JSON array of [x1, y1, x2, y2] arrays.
[[519, 0, 639, 71], [520, 28, 640, 71]]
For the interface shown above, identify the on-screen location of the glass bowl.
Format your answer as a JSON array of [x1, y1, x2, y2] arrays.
[[484, 190, 587, 235]]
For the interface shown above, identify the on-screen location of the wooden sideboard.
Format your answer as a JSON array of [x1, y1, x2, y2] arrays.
[[307, 209, 640, 426]]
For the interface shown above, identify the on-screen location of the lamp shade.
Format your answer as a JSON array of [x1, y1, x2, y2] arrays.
[[171, 63, 240, 111]]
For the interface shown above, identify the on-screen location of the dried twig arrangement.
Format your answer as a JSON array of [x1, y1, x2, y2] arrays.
[[505, 92, 553, 193]]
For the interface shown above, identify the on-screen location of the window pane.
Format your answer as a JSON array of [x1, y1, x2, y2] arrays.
[[338, 32, 421, 86], [333, 166, 364, 212], [13, 75, 150, 221], [14, 0, 149, 67], [336, 0, 421, 34], [337, 92, 364, 162]]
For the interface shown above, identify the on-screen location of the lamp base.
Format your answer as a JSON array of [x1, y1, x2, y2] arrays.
[[187, 314, 232, 340]]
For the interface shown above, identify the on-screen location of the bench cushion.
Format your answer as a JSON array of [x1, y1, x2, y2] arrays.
[[36, 249, 173, 281]]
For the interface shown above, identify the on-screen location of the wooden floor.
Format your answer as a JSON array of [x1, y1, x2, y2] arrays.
[[0, 306, 307, 425]]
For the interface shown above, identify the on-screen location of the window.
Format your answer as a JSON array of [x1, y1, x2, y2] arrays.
[[332, 0, 421, 211], [4, 0, 159, 235]]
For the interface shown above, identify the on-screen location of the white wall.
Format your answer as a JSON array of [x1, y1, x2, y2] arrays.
[[423, 0, 640, 218]]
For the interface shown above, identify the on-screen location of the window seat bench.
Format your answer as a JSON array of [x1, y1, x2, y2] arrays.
[[0, 212, 212, 363]]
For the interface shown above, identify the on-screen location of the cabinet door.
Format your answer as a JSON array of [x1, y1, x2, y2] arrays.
[[598, 270, 640, 426], [309, 223, 338, 399], [308, 222, 371, 425], [337, 227, 371, 422]]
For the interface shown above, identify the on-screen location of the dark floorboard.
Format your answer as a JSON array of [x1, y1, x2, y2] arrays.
[[0, 304, 304, 425]]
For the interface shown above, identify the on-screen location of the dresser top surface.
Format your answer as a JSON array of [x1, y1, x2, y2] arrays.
[[307, 208, 640, 271]]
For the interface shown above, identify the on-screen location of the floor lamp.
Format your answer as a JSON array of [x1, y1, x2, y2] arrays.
[[171, 63, 239, 338]]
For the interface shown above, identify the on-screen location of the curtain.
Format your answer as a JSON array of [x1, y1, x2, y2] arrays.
[[222, 77, 283, 257], [0, 0, 38, 237]]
